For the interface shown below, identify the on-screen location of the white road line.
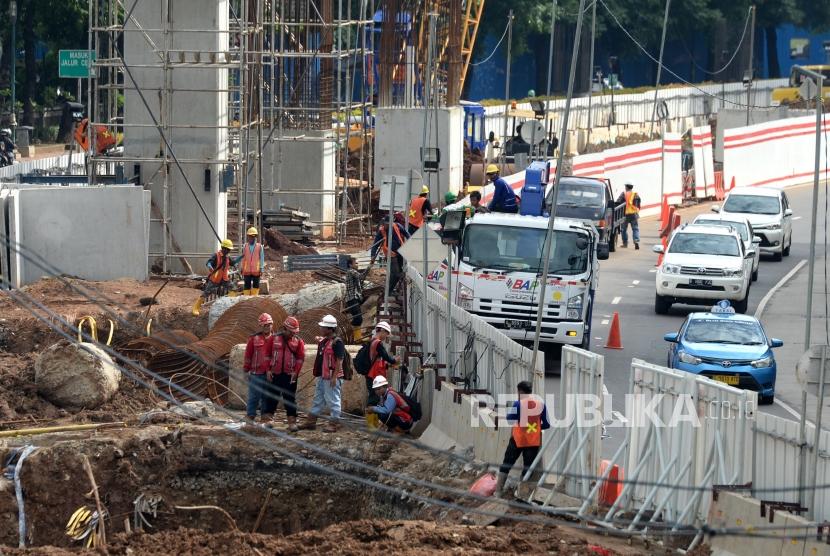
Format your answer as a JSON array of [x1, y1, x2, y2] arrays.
[[649, 268, 657, 273], [632, 280, 640, 285], [793, 216, 803, 220], [754, 259, 807, 319], [611, 296, 622, 305], [774, 397, 805, 422], [601, 319, 609, 325]]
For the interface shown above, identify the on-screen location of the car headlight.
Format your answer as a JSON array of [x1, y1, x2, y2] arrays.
[[566, 309, 581, 319], [567, 293, 584, 310], [678, 351, 702, 365], [662, 263, 680, 274], [458, 284, 474, 300], [759, 223, 781, 230], [751, 356, 773, 368], [726, 268, 743, 277]]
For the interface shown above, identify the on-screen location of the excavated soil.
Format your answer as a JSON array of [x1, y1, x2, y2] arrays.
[[262, 228, 318, 258]]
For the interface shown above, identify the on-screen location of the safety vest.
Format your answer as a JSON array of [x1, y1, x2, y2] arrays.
[[209, 251, 231, 284], [241, 242, 262, 276], [511, 397, 543, 448], [380, 225, 405, 256], [244, 332, 273, 375], [386, 389, 412, 424], [271, 333, 304, 375], [317, 336, 344, 380], [408, 196, 427, 228], [368, 338, 387, 379], [624, 191, 640, 216]]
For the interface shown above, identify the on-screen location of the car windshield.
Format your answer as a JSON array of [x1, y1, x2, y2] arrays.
[[724, 194, 780, 215], [556, 182, 605, 208], [684, 318, 766, 345], [669, 233, 741, 256], [462, 225, 590, 275], [695, 220, 749, 242]]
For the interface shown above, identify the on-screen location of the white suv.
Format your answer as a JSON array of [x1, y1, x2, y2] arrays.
[[654, 224, 754, 314], [713, 187, 793, 261], [692, 214, 760, 282]]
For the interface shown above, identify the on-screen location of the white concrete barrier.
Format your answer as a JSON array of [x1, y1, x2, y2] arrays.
[[691, 125, 716, 197]]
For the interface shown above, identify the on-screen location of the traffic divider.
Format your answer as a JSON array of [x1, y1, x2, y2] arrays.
[[656, 208, 681, 266], [713, 170, 724, 200]]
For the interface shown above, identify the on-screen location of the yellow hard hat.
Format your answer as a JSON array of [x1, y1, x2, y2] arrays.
[[421, 185, 430, 194], [486, 164, 499, 175], [220, 239, 234, 250], [246, 226, 258, 236]]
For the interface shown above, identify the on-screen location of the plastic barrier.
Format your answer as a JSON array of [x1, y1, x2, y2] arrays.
[[713, 170, 724, 200], [656, 208, 680, 266], [598, 460, 624, 506]]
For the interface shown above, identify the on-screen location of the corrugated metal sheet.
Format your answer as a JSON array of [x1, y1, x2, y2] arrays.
[[0, 153, 86, 180]]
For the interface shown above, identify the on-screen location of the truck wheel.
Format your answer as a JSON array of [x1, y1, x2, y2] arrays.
[[608, 231, 617, 253], [654, 294, 671, 315], [783, 235, 791, 256], [734, 286, 750, 314]]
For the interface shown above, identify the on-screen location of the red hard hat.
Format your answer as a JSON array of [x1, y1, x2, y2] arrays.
[[284, 316, 300, 332], [258, 313, 273, 325]]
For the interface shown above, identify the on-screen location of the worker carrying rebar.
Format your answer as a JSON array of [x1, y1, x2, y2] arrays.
[[616, 183, 641, 249], [267, 316, 305, 432], [299, 314, 345, 433], [370, 216, 409, 293], [496, 381, 550, 497], [244, 313, 275, 425], [485, 164, 519, 213], [365, 321, 399, 406], [192, 239, 236, 316], [236, 226, 265, 295], [366, 375, 413, 432], [407, 185, 433, 235]]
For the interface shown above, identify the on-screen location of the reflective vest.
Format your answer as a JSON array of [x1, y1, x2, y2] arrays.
[[380, 225, 405, 256], [271, 333, 304, 375], [241, 242, 262, 276], [317, 336, 344, 380], [209, 251, 231, 284], [386, 389, 412, 424], [244, 333, 273, 375], [624, 191, 640, 215], [368, 338, 387, 379], [511, 398, 543, 448], [408, 196, 428, 228]]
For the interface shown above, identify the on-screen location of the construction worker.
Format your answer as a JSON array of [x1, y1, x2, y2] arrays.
[[344, 257, 367, 337], [616, 183, 641, 249], [0, 129, 15, 167], [407, 185, 433, 235], [299, 314, 345, 433], [192, 239, 235, 316], [469, 190, 489, 215], [366, 375, 413, 432], [444, 191, 457, 208], [495, 381, 550, 497], [266, 316, 305, 432], [370, 217, 409, 293], [236, 226, 265, 295], [244, 313, 275, 424], [485, 165, 518, 213], [365, 321, 399, 406]]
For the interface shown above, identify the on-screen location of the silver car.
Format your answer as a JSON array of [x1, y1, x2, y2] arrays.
[[713, 187, 793, 261], [693, 214, 761, 281]]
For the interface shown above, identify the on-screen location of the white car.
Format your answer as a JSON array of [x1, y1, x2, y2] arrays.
[[713, 187, 793, 261], [693, 214, 760, 282], [654, 224, 754, 314]]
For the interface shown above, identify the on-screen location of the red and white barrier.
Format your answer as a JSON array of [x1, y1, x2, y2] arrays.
[[723, 115, 830, 191], [691, 126, 715, 198]]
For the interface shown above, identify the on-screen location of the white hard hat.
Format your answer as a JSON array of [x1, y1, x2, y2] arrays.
[[375, 321, 392, 334], [317, 314, 338, 328], [372, 376, 389, 389]]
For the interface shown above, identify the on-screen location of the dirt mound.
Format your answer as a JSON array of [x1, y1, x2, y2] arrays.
[[262, 228, 318, 260]]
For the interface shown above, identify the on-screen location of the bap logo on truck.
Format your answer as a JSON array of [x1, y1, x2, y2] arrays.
[[427, 270, 445, 281], [506, 278, 538, 291]]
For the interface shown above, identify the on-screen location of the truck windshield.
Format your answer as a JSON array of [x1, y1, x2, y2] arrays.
[[461, 225, 590, 275], [556, 182, 605, 208]]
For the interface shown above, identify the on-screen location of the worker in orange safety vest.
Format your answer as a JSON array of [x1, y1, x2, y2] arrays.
[[192, 238, 236, 315], [407, 185, 433, 235], [495, 381, 550, 497], [616, 183, 641, 249], [235, 226, 265, 295]]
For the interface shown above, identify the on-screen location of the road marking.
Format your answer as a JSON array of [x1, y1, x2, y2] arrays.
[[793, 216, 802, 220], [774, 398, 804, 421], [649, 268, 657, 273], [601, 319, 609, 325], [611, 296, 622, 305], [632, 280, 640, 285], [754, 259, 807, 318]]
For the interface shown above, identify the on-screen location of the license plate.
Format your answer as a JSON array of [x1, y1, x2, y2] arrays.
[[504, 319, 533, 330], [713, 375, 739, 385], [689, 279, 713, 286]]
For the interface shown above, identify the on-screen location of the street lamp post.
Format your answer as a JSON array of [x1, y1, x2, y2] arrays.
[[9, 1, 17, 134]]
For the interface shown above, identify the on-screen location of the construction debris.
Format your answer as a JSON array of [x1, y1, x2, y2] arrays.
[[262, 227, 318, 259], [260, 207, 317, 245], [34, 340, 121, 410]]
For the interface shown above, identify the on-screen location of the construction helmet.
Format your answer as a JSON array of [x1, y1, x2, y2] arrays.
[[485, 164, 499, 175], [444, 191, 457, 204], [317, 314, 338, 328], [246, 226, 259, 236], [375, 321, 392, 334], [283, 316, 300, 333], [220, 239, 234, 250], [0, 129, 10, 136], [372, 376, 389, 389], [258, 313, 273, 326], [420, 185, 430, 194]]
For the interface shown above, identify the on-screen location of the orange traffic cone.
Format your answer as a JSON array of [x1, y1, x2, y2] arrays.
[[660, 195, 669, 228], [604, 312, 623, 350], [729, 176, 736, 191]]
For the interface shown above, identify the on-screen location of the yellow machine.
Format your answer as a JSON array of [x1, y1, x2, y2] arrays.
[[771, 65, 830, 105]]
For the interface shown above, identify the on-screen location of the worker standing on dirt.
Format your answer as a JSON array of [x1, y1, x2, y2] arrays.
[[266, 316, 305, 432], [485, 165, 518, 213], [365, 321, 398, 406], [366, 376, 413, 432], [299, 315, 345, 433], [344, 257, 368, 338], [495, 381, 550, 497], [192, 239, 235, 316], [407, 185, 433, 235], [370, 218, 409, 293], [244, 313, 275, 425], [237, 227, 265, 295], [616, 183, 641, 249]]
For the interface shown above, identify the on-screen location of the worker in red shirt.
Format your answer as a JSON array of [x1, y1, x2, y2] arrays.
[[266, 316, 306, 431], [244, 313, 275, 424]]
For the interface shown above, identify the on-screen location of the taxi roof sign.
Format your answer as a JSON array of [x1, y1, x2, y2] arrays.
[[711, 300, 736, 314]]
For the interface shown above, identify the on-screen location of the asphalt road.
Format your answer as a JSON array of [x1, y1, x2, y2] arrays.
[[544, 182, 818, 457]]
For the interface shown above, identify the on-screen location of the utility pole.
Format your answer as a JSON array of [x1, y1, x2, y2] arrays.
[[500, 11, 514, 172], [586, 0, 597, 144], [543, 0, 558, 155], [530, 0, 589, 373], [745, 5, 756, 126], [9, 1, 17, 134], [419, 13, 437, 365], [649, 0, 672, 137]]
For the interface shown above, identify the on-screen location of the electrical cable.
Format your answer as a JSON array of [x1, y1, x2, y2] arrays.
[[674, 6, 752, 77], [469, 21, 510, 67]]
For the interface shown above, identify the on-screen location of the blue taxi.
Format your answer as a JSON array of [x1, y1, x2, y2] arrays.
[[663, 300, 783, 404]]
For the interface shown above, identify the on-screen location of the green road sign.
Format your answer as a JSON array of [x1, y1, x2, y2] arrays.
[[59, 50, 95, 78]]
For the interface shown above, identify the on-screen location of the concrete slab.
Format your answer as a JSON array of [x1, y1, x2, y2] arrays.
[[419, 423, 460, 452]]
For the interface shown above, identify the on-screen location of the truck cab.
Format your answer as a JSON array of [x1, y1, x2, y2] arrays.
[[547, 176, 623, 253]]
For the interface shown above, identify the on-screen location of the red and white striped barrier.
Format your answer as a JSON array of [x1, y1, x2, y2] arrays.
[[691, 125, 715, 198]]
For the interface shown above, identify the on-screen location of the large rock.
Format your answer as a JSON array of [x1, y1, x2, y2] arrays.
[[227, 344, 248, 410], [35, 341, 121, 410]]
